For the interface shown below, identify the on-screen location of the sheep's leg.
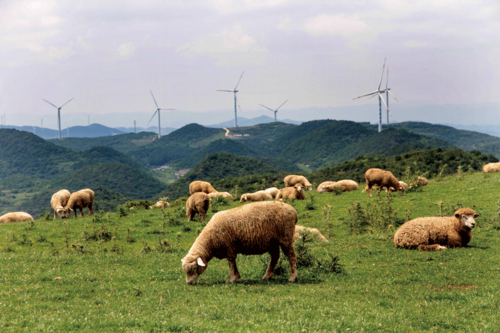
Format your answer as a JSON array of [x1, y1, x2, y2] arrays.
[[262, 244, 280, 281], [53, 211, 57, 220], [80, 208, 85, 217], [89, 205, 94, 216], [418, 244, 446, 251], [281, 244, 298, 282], [226, 256, 241, 283], [366, 183, 372, 197]]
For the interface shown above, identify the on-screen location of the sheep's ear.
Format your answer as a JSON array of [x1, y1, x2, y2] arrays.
[[455, 213, 460, 219], [197, 258, 206, 267], [56, 208, 62, 213], [474, 213, 480, 218]]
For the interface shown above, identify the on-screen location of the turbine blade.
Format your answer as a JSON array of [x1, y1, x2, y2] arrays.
[[386, 66, 389, 89], [234, 71, 244, 90], [147, 110, 158, 125], [160, 108, 176, 111], [388, 90, 399, 102], [217, 90, 233, 92], [42, 99, 58, 108], [150, 90, 159, 108], [378, 93, 392, 117], [259, 104, 275, 112], [276, 99, 288, 111], [378, 58, 386, 90], [353, 91, 378, 100], [60, 98, 74, 108]]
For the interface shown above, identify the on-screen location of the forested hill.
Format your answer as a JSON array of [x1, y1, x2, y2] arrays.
[[50, 132, 158, 153]]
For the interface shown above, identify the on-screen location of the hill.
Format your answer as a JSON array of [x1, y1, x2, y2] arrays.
[[207, 115, 302, 128], [50, 132, 158, 153], [224, 122, 297, 150], [114, 126, 176, 135], [159, 153, 283, 199], [0, 123, 126, 139]]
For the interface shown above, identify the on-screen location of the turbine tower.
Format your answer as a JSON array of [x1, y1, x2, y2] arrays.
[[217, 71, 244, 128], [147, 91, 174, 139], [42, 98, 73, 139], [39, 117, 44, 129], [384, 67, 399, 125], [85, 113, 92, 125], [259, 100, 288, 122], [353, 59, 392, 133]]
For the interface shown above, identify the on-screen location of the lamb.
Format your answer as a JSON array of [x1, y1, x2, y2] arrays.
[[394, 208, 479, 251], [189, 181, 218, 195], [284, 175, 313, 190], [483, 162, 500, 173], [239, 191, 273, 203], [317, 181, 336, 193], [186, 192, 210, 222], [410, 177, 428, 187], [0, 212, 34, 224], [364, 168, 404, 197], [181, 201, 298, 285], [318, 180, 358, 193], [293, 225, 328, 242], [64, 189, 95, 218], [264, 187, 279, 198], [50, 189, 71, 219], [276, 184, 306, 201], [149, 201, 170, 209], [207, 192, 233, 200]]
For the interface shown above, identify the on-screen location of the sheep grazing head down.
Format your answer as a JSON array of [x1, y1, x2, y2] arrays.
[[181, 256, 208, 285], [396, 186, 405, 196], [57, 208, 70, 219], [455, 209, 480, 229]]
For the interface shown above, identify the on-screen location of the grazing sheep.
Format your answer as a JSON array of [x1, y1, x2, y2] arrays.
[[383, 181, 409, 192], [319, 180, 358, 193], [293, 225, 328, 242], [64, 189, 95, 218], [394, 208, 479, 251], [239, 191, 273, 203], [317, 181, 336, 193], [208, 192, 233, 200], [50, 189, 71, 219], [284, 175, 313, 190], [186, 192, 210, 222], [364, 168, 404, 197], [264, 187, 279, 198], [149, 201, 171, 209], [0, 212, 34, 224], [410, 176, 428, 187], [181, 201, 298, 285], [189, 181, 218, 195], [483, 162, 500, 173], [276, 184, 306, 201]]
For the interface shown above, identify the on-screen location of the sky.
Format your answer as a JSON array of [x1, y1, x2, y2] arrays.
[[1, 0, 499, 129]]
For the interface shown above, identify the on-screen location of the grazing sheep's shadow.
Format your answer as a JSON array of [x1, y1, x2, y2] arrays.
[[193, 278, 323, 287], [464, 245, 490, 250]]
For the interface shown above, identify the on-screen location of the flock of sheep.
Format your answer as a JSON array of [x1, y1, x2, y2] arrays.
[[3, 161, 497, 285]]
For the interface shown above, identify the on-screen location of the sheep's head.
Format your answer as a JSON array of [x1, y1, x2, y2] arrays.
[[181, 256, 208, 285], [305, 182, 313, 191], [318, 186, 327, 194], [239, 194, 248, 203], [294, 184, 303, 192], [57, 208, 70, 219], [397, 186, 405, 196], [454, 208, 480, 229]]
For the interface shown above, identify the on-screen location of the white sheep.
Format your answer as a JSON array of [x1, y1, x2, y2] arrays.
[[50, 189, 71, 219], [276, 184, 305, 200], [239, 191, 273, 203], [0, 212, 34, 224], [284, 175, 313, 190]]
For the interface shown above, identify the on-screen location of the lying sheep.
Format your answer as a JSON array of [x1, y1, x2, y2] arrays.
[[317, 181, 336, 193], [276, 184, 306, 201], [383, 181, 409, 192], [50, 189, 71, 219], [483, 162, 500, 173], [364, 168, 404, 197], [181, 201, 298, 285], [394, 208, 479, 251], [186, 192, 210, 222], [410, 177, 428, 187], [0, 212, 34, 224], [239, 191, 273, 203], [208, 192, 233, 200], [293, 225, 328, 242], [319, 180, 358, 193], [64, 189, 95, 218], [149, 201, 171, 209], [284, 175, 313, 190], [264, 187, 279, 198], [189, 181, 218, 195]]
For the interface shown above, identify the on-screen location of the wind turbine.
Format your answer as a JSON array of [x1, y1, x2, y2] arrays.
[[147, 91, 175, 139], [384, 67, 399, 125], [39, 117, 44, 129], [217, 71, 244, 128], [353, 59, 391, 133], [42, 98, 73, 139], [259, 100, 288, 122], [85, 113, 92, 125]]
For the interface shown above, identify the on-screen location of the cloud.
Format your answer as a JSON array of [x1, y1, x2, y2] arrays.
[[118, 42, 135, 59], [303, 14, 369, 37]]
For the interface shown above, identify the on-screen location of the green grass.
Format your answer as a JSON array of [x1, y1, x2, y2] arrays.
[[1, 172, 500, 331]]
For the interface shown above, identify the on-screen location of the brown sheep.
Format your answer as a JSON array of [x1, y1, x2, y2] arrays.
[[364, 168, 404, 197], [317, 181, 336, 193], [189, 181, 218, 195], [284, 175, 313, 190], [50, 189, 71, 219], [0, 212, 34, 224], [319, 180, 358, 193], [64, 189, 95, 218], [293, 225, 328, 242], [149, 201, 171, 209], [483, 162, 500, 173], [394, 208, 479, 251], [410, 176, 428, 187], [239, 191, 273, 203], [264, 187, 279, 198], [276, 184, 306, 201], [186, 192, 210, 222], [208, 192, 233, 200], [181, 201, 298, 285]]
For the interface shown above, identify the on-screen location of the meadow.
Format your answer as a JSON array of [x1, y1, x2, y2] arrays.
[[1, 171, 500, 332]]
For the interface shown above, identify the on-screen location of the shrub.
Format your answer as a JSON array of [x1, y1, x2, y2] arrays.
[[125, 200, 153, 210], [211, 195, 229, 207], [305, 194, 316, 210]]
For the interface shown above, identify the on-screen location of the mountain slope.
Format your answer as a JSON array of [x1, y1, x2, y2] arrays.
[[207, 115, 302, 128], [50, 132, 158, 153]]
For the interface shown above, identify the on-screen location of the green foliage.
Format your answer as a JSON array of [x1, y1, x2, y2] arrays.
[[50, 132, 158, 153], [305, 194, 316, 210], [125, 200, 154, 210], [211, 195, 230, 207]]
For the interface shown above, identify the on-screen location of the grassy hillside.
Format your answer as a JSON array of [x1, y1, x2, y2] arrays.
[[226, 122, 297, 149], [50, 132, 158, 153], [2, 171, 500, 331]]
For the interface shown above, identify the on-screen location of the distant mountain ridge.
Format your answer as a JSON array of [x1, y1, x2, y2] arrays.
[[0, 123, 125, 139], [207, 115, 302, 128]]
